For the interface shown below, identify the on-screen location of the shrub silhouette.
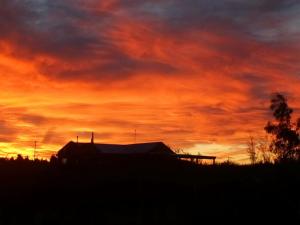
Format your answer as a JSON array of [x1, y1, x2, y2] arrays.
[[0, 152, 299, 223]]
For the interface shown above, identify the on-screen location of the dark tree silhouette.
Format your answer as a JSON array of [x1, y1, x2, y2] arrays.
[[16, 154, 23, 161], [50, 155, 58, 165], [265, 93, 300, 163]]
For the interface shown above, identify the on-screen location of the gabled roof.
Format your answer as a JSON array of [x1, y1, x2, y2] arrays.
[[57, 141, 175, 158]]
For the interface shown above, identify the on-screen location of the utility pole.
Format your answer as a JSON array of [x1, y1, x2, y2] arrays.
[[134, 129, 137, 144], [34, 141, 37, 160], [91, 132, 94, 144]]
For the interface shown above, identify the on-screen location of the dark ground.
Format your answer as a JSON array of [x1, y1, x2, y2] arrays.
[[0, 157, 299, 224]]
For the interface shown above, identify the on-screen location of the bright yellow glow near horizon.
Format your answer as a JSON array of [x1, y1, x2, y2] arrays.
[[0, 1, 299, 164]]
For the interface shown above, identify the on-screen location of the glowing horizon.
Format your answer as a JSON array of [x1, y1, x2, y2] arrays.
[[0, 0, 300, 163]]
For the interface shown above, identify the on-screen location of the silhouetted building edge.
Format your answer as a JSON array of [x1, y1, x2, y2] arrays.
[[57, 141, 176, 164], [57, 141, 217, 165]]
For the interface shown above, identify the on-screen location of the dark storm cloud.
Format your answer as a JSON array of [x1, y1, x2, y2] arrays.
[[132, 0, 299, 30], [0, 0, 109, 58]]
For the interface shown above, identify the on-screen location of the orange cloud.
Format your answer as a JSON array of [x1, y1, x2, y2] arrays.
[[0, 0, 299, 163]]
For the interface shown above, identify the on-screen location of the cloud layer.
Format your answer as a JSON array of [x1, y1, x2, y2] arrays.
[[0, 0, 299, 162]]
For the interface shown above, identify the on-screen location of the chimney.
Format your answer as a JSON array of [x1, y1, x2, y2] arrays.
[[91, 132, 94, 144]]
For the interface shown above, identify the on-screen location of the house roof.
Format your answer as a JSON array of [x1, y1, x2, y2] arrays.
[[57, 141, 175, 158], [93, 142, 173, 154]]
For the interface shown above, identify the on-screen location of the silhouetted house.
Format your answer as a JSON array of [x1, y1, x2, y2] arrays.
[[57, 141, 176, 164]]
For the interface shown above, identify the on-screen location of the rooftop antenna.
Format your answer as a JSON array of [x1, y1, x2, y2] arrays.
[[91, 132, 94, 144]]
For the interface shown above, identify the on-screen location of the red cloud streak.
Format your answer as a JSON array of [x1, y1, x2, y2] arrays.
[[0, 0, 299, 163]]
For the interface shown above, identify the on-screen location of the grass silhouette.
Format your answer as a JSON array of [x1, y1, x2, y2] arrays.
[[0, 157, 299, 224]]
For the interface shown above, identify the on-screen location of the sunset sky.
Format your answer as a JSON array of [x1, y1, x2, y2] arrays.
[[0, 0, 300, 163]]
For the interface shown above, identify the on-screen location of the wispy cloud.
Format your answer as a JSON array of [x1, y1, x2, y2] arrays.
[[0, 0, 299, 162]]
